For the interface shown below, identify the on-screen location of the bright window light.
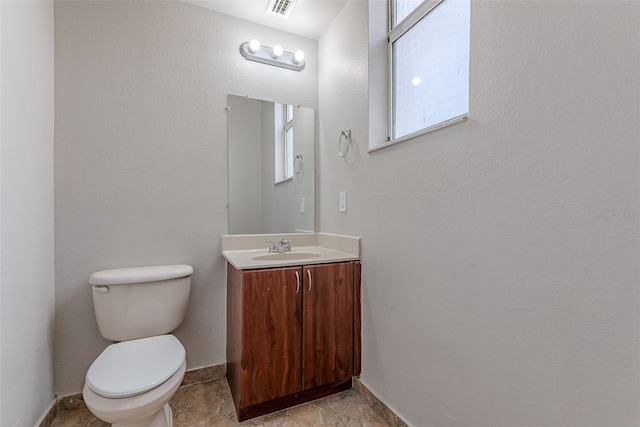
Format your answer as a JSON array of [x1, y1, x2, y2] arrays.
[[390, 0, 470, 141]]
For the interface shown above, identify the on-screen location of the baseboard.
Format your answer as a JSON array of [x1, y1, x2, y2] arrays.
[[35, 400, 57, 427], [182, 363, 226, 385], [57, 392, 86, 413], [56, 363, 226, 414], [353, 377, 410, 427], [236, 378, 352, 422]]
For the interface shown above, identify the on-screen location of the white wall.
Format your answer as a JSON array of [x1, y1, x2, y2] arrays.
[[0, 1, 55, 425], [319, 1, 640, 426], [54, 0, 318, 396]]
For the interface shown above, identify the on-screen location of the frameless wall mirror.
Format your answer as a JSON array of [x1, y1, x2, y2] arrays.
[[227, 94, 315, 235]]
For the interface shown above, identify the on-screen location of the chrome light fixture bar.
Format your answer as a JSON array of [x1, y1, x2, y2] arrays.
[[239, 39, 305, 72]]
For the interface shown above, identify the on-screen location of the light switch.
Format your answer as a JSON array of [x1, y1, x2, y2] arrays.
[[300, 196, 305, 213], [339, 191, 347, 212]]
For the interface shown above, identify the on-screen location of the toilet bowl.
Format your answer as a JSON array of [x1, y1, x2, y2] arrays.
[[83, 265, 193, 427]]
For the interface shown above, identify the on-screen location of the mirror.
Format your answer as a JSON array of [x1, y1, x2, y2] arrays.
[[227, 94, 315, 234]]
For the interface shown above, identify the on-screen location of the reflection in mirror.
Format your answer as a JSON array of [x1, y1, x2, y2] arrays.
[[227, 95, 315, 235]]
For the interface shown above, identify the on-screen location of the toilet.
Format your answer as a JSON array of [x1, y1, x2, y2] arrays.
[[83, 264, 194, 427]]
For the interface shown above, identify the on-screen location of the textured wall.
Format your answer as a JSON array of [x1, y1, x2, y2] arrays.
[[54, 0, 317, 396], [319, 1, 639, 425], [1, 1, 55, 425]]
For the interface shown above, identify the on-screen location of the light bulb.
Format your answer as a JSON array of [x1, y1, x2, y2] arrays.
[[248, 39, 261, 54], [271, 44, 283, 58], [412, 76, 422, 86], [293, 50, 305, 64]]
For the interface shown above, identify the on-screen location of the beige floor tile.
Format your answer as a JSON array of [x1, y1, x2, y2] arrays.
[[198, 415, 240, 427], [50, 407, 108, 427], [171, 378, 237, 426], [241, 399, 344, 427], [327, 389, 392, 427], [51, 378, 395, 427]]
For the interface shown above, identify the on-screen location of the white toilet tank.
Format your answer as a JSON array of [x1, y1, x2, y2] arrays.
[[89, 265, 193, 342]]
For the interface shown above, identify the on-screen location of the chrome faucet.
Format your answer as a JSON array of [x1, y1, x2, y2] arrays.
[[265, 239, 294, 253], [265, 240, 278, 253], [279, 239, 293, 252]]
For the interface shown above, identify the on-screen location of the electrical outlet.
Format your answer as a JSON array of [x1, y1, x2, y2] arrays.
[[339, 191, 347, 212]]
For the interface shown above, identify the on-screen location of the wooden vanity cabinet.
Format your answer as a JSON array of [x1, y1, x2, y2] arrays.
[[226, 261, 361, 421], [301, 263, 354, 390]]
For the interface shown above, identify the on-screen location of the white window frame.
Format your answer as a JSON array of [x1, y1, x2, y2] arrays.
[[274, 103, 294, 184], [381, 0, 469, 150], [283, 105, 294, 180]]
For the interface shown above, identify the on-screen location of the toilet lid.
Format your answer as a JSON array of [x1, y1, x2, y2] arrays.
[[86, 334, 185, 398]]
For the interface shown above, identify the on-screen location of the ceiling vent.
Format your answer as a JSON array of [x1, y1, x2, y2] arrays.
[[266, 0, 298, 19]]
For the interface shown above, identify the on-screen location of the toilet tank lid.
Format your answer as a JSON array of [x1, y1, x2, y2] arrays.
[[89, 264, 194, 285]]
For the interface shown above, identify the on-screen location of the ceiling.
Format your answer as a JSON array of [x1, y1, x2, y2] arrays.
[[181, 0, 349, 40]]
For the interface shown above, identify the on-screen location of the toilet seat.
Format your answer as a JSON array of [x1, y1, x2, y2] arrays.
[[86, 334, 185, 398], [83, 360, 186, 426]]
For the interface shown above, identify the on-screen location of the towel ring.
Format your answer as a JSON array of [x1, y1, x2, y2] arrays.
[[338, 129, 351, 157], [294, 154, 304, 175]]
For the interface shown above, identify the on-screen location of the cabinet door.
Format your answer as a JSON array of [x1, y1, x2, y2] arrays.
[[241, 267, 302, 406], [302, 262, 354, 390]]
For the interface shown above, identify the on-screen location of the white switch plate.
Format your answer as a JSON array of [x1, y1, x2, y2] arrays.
[[300, 196, 305, 213], [339, 191, 347, 212]]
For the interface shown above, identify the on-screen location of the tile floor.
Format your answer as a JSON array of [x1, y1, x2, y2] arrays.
[[51, 377, 392, 426]]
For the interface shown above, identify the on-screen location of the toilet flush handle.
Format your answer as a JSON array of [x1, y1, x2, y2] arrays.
[[92, 285, 110, 293]]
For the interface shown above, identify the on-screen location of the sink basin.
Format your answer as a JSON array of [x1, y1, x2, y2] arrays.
[[252, 252, 323, 261]]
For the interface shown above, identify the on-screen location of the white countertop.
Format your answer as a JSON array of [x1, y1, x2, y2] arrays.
[[222, 233, 361, 270]]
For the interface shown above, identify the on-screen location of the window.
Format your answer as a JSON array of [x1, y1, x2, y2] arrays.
[[275, 103, 294, 183], [389, 0, 470, 142]]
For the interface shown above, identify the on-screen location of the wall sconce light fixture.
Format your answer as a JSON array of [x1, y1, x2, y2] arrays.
[[239, 39, 305, 72]]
